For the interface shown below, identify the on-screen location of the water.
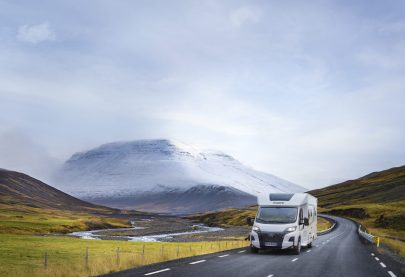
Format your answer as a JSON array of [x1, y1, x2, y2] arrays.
[[69, 223, 223, 242], [69, 226, 145, 240], [129, 225, 223, 242]]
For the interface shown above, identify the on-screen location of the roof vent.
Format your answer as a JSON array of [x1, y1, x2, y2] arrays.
[[269, 193, 294, 201]]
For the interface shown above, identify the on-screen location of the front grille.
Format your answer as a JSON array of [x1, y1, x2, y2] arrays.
[[258, 232, 286, 248]]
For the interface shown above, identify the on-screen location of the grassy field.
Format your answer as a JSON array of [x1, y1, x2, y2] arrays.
[[0, 169, 250, 276], [317, 217, 333, 231], [0, 203, 248, 277], [0, 205, 130, 235], [320, 202, 405, 257], [0, 234, 248, 277], [0, 205, 335, 277]]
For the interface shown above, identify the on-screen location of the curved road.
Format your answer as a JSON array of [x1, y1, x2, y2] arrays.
[[106, 215, 403, 277]]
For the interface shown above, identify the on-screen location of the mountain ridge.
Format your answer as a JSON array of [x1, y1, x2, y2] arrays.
[[309, 165, 405, 208], [0, 168, 115, 213]]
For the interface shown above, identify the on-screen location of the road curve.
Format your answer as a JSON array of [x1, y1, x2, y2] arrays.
[[104, 215, 403, 277]]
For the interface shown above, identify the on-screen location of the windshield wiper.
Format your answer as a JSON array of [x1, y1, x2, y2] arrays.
[[256, 219, 290, 224], [256, 219, 271, 223]]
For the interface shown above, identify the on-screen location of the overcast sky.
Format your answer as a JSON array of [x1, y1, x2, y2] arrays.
[[0, 0, 404, 189]]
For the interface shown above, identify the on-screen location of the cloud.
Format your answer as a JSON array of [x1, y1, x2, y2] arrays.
[[0, 130, 60, 182], [377, 20, 405, 33], [0, 0, 404, 189], [230, 6, 261, 27], [357, 46, 405, 69], [16, 22, 55, 44]]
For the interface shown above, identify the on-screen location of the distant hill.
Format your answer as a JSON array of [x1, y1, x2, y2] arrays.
[[97, 185, 256, 214], [310, 165, 405, 208], [0, 169, 130, 234], [0, 168, 115, 213]]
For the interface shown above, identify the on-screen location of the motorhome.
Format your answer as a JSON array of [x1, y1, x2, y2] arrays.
[[247, 193, 317, 255]]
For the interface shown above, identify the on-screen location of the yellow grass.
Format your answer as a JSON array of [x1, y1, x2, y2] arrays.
[[378, 237, 405, 258], [317, 217, 333, 231], [360, 225, 405, 258], [0, 205, 130, 235], [322, 202, 405, 258], [0, 234, 249, 277]]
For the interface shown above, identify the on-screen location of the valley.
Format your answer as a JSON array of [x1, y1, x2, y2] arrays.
[[0, 168, 249, 277], [1, 158, 404, 276], [68, 216, 248, 242]]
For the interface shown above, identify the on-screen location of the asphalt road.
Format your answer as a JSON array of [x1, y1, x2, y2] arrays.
[[105, 215, 403, 277]]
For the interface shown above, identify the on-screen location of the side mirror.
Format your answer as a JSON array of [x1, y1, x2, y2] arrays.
[[304, 218, 309, 226], [246, 217, 254, 226]]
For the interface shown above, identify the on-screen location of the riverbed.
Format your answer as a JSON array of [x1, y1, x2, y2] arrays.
[[68, 216, 249, 242]]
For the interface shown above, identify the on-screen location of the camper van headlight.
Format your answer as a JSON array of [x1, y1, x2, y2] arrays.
[[252, 226, 260, 232], [285, 226, 297, 232]]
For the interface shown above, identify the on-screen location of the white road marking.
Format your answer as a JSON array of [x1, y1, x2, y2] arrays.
[[379, 262, 386, 268], [387, 271, 397, 277], [144, 268, 171, 275], [371, 253, 375, 256], [306, 250, 311, 253], [375, 257, 380, 261], [238, 250, 246, 253], [218, 254, 229, 258], [267, 275, 274, 277], [291, 258, 298, 262], [189, 260, 206, 265]]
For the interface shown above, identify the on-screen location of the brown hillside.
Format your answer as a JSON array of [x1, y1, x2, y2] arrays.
[[0, 168, 115, 213], [310, 165, 405, 208]]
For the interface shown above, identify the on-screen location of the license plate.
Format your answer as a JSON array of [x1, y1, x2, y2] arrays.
[[264, 242, 277, 246]]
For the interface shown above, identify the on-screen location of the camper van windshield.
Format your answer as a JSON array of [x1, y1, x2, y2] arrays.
[[256, 207, 298, 224]]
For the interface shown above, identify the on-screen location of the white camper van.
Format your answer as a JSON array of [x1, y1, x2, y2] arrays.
[[247, 193, 317, 255]]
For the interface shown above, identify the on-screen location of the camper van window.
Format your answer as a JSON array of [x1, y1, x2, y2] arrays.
[[309, 208, 313, 224], [256, 207, 298, 224]]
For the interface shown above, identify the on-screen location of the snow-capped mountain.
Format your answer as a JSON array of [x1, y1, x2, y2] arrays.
[[54, 139, 305, 213]]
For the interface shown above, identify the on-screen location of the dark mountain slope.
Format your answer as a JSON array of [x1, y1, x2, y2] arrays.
[[310, 165, 405, 208], [0, 169, 132, 234], [0, 168, 115, 213], [309, 166, 405, 257], [90, 185, 256, 214]]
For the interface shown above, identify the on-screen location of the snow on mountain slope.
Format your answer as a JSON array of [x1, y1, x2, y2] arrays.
[[53, 140, 305, 213], [55, 139, 304, 196]]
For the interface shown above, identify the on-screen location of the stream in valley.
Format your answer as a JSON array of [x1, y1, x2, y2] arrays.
[[69, 219, 224, 242]]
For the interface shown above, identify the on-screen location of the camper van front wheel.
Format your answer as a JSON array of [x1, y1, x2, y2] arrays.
[[250, 245, 259, 254], [293, 237, 301, 255]]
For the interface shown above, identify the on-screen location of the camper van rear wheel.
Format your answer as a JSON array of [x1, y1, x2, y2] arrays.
[[250, 245, 259, 253], [294, 237, 301, 255], [307, 242, 312, 248]]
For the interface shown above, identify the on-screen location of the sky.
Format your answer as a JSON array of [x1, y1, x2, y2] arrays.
[[0, 0, 404, 189]]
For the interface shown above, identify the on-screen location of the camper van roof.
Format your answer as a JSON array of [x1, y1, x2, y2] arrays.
[[257, 192, 316, 206]]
